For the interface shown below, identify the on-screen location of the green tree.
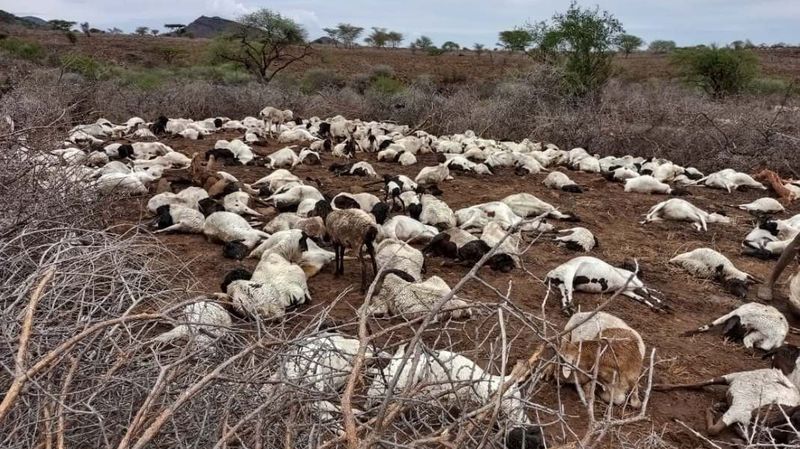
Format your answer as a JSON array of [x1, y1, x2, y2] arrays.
[[336, 23, 363, 48], [135, 26, 149, 36], [648, 40, 676, 54], [210, 9, 310, 83], [616, 33, 643, 57], [473, 43, 485, 55], [672, 45, 759, 98], [48, 20, 76, 32], [526, 2, 624, 95], [107, 27, 123, 34], [164, 24, 186, 35], [498, 29, 533, 52], [441, 41, 460, 52], [322, 27, 339, 46], [80, 22, 91, 37], [386, 31, 403, 48], [151, 29, 159, 36], [410, 35, 434, 54], [365, 27, 389, 48]]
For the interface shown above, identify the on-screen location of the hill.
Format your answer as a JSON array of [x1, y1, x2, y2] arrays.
[[177, 15, 240, 38], [0, 10, 48, 28]]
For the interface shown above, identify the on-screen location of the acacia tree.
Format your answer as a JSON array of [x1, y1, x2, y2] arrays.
[[616, 34, 643, 57], [410, 35, 433, 54], [498, 29, 533, 52], [164, 23, 186, 35], [527, 2, 624, 95], [151, 29, 159, 36], [135, 26, 149, 36], [48, 20, 75, 32], [336, 23, 363, 48], [648, 39, 676, 53], [365, 27, 389, 48], [442, 41, 460, 52], [212, 9, 311, 84], [473, 43, 485, 55], [387, 31, 404, 48], [322, 27, 339, 46]]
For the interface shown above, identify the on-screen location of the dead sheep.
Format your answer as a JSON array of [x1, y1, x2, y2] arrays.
[[695, 169, 766, 192], [624, 175, 687, 195], [248, 229, 309, 262], [480, 220, 522, 271], [221, 253, 310, 320], [669, 248, 758, 297], [250, 169, 301, 195], [763, 344, 800, 390], [367, 345, 543, 449], [153, 300, 231, 348], [737, 197, 785, 215], [263, 213, 326, 240], [654, 369, 800, 436], [131, 142, 173, 159], [641, 198, 730, 231], [299, 148, 321, 165], [267, 146, 300, 169], [267, 185, 324, 211], [682, 302, 788, 351], [558, 326, 643, 408], [95, 170, 161, 195], [202, 211, 270, 258], [546, 256, 665, 314], [375, 239, 425, 281], [544, 171, 583, 193], [555, 227, 598, 252], [380, 215, 439, 244], [422, 228, 516, 272], [223, 191, 261, 216], [501, 193, 579, 221], [414, 163, 450, 186], [418, 194, 456, 231], [152, 205, 205, 234]]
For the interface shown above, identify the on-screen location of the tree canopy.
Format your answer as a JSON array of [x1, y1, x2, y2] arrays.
[[498, 29, 533, 52]]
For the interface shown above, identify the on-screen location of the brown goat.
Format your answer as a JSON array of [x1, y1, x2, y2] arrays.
[[559, 327, 643, 408]]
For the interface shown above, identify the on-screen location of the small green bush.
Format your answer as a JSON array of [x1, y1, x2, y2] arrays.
[[369, 64, 395, 79], [61, 54, 107, 80], [0, 37, 45, 61], [748, 77, 799, 95], [368, 75, 404, 95], [672, 46, 759, 97], [300, 68, 344, 93]]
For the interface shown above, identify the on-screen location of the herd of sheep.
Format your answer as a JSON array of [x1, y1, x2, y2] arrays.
[[41, 106, 800, 447]]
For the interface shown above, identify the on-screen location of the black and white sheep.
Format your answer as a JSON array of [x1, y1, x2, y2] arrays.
[[669, 248, 758, 297], [554, 227, 598, 252], [642, 198, 730, 231], [543, 171, 582, 193], [683, 302, 788, 351]]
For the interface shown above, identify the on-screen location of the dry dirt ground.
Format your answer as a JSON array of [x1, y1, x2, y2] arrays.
[[111, 130, 800, 448]]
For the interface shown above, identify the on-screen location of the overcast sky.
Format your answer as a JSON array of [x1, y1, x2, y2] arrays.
[[4, 0, 799, 47]]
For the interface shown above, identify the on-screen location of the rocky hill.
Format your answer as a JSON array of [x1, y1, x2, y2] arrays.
[[176, 15, 240, 38]]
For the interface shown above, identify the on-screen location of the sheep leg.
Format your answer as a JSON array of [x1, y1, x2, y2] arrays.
[[359, 245, 367, 293], [705, 408, 727, 436], [153, 223, 184, 234]]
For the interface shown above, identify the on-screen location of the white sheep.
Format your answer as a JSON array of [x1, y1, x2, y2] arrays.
[[555, 227, 597, 252], [414, 164, 450, 186], [223, 191, 261, 216], [147, 187, 208, 213], [546, 256, 664, 313], [95, 171, 159, 195], [250, 169, 301, 194], [419, 194, 456, 230], [565, 311, 645, 358], [226, 139, 254, 165], [298, 239, 335, 278], [267, 146, 300, 169], [332, 192, 381, 212], [480, 220, 521, 269], [381, 215, 439, 243], [501, 193, 577, 221], [278, 128, 315, 143], [684, 302, 788, 351], [298, 148, 321, 165], [131, 142, 173, 159], [375, 239, 424, 281], [152, 205, 205, 234], [696, 169, 766, 192], [669, 248, 757, 297], [224, 253, 310, 320], [259, 106, 293, 135], [202, 211, 269, 249], [248, 229, 308, 262], [154, 300, 231, 348], [737, 197, 785, 214], [642, 198, 730, 231], [624, 175, 677, 195], [544, 171, 582, 193], [267, 185, 324, 210], [655, 369, 800, 436]]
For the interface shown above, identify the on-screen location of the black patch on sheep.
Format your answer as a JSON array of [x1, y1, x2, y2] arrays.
[[433, 221, 451, 232], [205, 148, 237, 164], [763, 344, 800, 376], [222, 241, 249, 260], [759, 219, 780, 236], [351, 167, 370, 177], [449, 162, 470, 173], [563, 241, 586, 252], [309, 200, 333, 221], [213, 118, 223, 128], [258, 185, 273, 197], [150, 115, 168, 135], [392, 151, 404, 163], [317, 122, 331, 138], [329, 162, 354, 176], [487, 253, 515, 272], [298, 232, 309, 252], [436, 153, 447, 164], [686, 171, 703, 180], [560, 211, 581, 222], [333, 195, 360, 210], [721, 315, 747, 342], [561, 184, 583, 193], [303, 152, 321, 165], [116, 144, 134, 160], [514, 166, 530, 177], [371, 202, 390, 225], [619, 260, 643, 278], [154, 205, 174, 229], [408, 203, 422, 220], [456, 239, 490, 264], [602, 171, 617, 182], [378, 139, 394, 151], [323, 139, 332, 151], [198, 198, 224, 217], [220, 268, 252, 292], [423, 233, 458, 259], [641, 168, 653, 176], [715, 266, 749, 298], [211, 182, 240, 200], [741, 246, 779, 260], [505, 425, 544, 449], [419, 184, 443, 196]]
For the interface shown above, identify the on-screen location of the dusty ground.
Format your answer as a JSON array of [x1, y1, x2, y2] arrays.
[[110, 131, 800, 448]]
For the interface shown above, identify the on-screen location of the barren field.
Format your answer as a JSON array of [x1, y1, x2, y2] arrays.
[[108, 130, 800, 448]]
